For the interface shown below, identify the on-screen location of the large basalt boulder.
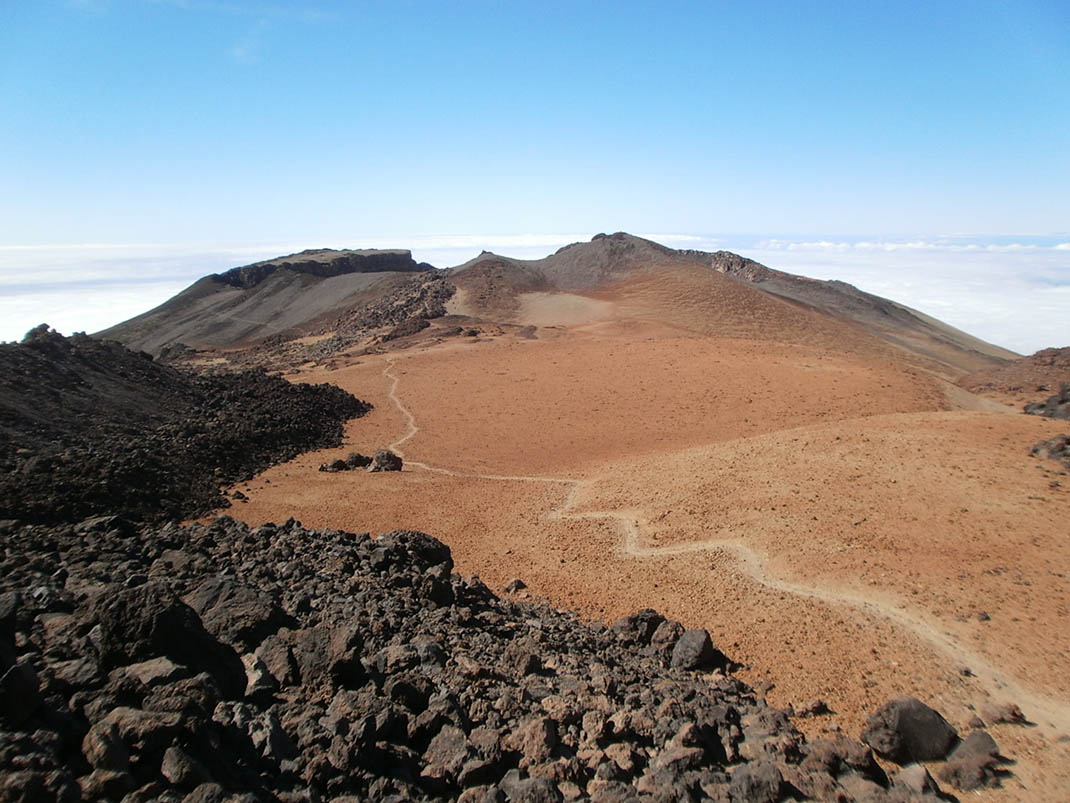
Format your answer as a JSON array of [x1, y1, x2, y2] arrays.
[[91, 583, 246, 699], [183, 577, 294, 653], [860, 697, 958, 764]]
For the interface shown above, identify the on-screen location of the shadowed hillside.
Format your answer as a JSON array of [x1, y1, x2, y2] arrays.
[[98, 249, 437, 354]]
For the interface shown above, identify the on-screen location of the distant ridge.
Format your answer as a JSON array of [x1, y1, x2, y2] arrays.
[[99, 232, 1018, 375], [446, 232, 1017, 374], [98, 248, 437, 354], [214, 248, 429, 289]]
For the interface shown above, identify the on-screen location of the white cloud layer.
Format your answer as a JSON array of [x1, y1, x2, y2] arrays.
[[1, 235, 1066, 354]]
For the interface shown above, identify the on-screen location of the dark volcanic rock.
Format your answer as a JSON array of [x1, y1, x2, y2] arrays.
[[381, 316, 431, 342], [92, 583, 246, 698], [0, 515, 923, 801], [938, 729, 1003, 790], [368, 449, 404, 472], [670, 628, 728, 671], [320, 452, 374, 473], [1031, 434, 1070, 469], [1025, 381, 1070, 420], [214, 248, 432, 290], [183, 577, 295, 653], [860, 697, 959, 764], [0, 327, 370, 524]]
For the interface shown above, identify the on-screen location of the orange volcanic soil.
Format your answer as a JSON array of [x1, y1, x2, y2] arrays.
[[226, 318, 1070, 800]]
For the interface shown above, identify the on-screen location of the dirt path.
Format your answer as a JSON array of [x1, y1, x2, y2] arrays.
[[382, 357, 1070, 740]]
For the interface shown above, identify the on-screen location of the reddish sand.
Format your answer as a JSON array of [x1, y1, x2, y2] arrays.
[[227, 316, 1070, 800]]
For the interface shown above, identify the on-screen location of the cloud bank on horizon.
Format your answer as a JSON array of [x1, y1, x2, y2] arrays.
[[1, 234, 1066, 356]]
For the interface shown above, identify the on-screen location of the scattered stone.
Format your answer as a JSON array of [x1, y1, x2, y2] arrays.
[[611, 609, 665, 646], [120, 656, 190, 688], [890, 763, 942, 796], [980, 701, 1026, 725], [92, 582, 247, 698], [939, 731, 1003, 792], [320, 452, 374, 472], [1031, 433, 1070, 469], [81, 721, 129, 772], [795, 699, 830, 718], [504, 579, 527, 593]]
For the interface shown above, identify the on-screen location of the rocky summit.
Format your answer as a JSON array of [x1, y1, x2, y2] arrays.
[[1, 515, 966, 802]]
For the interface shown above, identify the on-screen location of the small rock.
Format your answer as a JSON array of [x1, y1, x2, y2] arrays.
[[82, 721, 129, 771], [891, 763, 941, 795], [980, 701, 1026, 725], [120, 656, 189, 687], [796, 699, 829, 718], [78, 769, 137, 800], [952, 729, 999, 761], [0, 662, 41, 726], [729, 760, 783, 803], [161, 745, 213, 788], [670, 628, 728, 671], [505, 717, 557, 766], [611, 609, 664, 646]]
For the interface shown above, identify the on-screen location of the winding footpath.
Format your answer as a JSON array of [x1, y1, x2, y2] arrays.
[[382, 357, 1070, 734]]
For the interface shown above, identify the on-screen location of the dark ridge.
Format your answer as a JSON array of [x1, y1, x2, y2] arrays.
[[214, 249, 434, 290], [0, 326, 370, 524]]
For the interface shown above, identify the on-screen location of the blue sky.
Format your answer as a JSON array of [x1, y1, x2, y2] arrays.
[[1, 1, 1068, 350]]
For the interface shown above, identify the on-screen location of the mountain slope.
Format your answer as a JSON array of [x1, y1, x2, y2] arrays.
[[447, 232, 1016, 375], [0, 325, 368, 522], [98, 248, 435, 354], [704, 252, 1019, 372], [98, 233, 1017, 377]]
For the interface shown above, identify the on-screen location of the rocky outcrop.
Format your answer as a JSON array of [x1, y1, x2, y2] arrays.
[[0, 515, 944, 801], [214, 249, 432, 290], [1031, 434, 1070, 469], [332, 272, 455, 338], [962, 346, 1070, 397], [0, 328, 370, 524], [319, 452, 374, 473], [1025, 381, 1070, 420], [367, 449, 403, 472]]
